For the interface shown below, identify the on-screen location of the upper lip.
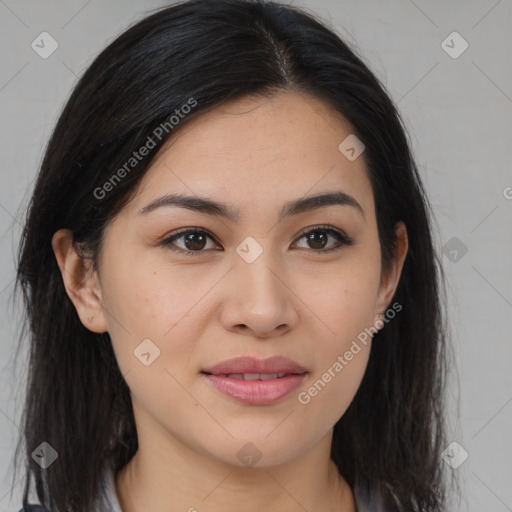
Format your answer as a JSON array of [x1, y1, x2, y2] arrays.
[[202, 356, 308, 375]]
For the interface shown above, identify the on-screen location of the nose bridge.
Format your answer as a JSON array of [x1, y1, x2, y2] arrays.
[[222, 235, 298, 335], [235, 236, 285, 306]]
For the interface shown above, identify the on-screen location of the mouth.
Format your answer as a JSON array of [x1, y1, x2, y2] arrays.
[[203, 372, 294, 380], [202, 355, 308, 375], [201, 356, 308, 405]]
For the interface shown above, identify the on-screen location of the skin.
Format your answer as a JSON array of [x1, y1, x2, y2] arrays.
[[52, 91, 408, 512]]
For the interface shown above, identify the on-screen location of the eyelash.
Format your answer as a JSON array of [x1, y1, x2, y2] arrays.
[[160, 224, 354, 257]]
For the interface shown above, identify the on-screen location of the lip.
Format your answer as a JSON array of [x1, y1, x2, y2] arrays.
[[202, 356, 307, 375], [201, 356, 308, 405]]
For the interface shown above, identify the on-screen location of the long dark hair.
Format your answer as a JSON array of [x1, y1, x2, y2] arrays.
[[11, 0, 458, 510]]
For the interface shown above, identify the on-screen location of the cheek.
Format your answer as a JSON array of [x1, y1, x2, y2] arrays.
[[294, 248, 380, 409], [100, 267, 206, 423], [298, 345, 370, 430], [297, 304, 373, 426], [98, 255, 222, 376], [100, 245, 203, 331], [300, 253, 382, 342]]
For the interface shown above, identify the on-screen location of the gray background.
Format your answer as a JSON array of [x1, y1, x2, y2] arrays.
[[1, 0, 511, 510]]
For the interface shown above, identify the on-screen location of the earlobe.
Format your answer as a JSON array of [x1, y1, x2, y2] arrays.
[[51, 229, 109, 333], [375, 221, 408, 318]]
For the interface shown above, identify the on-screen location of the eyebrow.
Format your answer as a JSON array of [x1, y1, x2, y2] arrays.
[[138, 190, 365, 221]]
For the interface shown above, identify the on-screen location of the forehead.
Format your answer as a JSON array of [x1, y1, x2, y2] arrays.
[[124, 91, 374, 220]]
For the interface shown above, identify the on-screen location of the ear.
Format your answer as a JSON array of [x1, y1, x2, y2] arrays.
[[51, 229, 109, 333], [374, 221, 408, 323]]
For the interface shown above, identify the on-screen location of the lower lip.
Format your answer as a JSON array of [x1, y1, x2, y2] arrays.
[[202, 373, 306, 405]]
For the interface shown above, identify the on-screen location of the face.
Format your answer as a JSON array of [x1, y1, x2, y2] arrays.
[[54, 91, 407, 468]]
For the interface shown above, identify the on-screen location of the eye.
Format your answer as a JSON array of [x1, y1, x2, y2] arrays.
[[161, 225, 353, 256], [161, 228, 221, 255], [293, 225, 353, 253]]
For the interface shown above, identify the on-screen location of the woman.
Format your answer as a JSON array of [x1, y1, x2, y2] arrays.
[[12, 0, 456, 510]]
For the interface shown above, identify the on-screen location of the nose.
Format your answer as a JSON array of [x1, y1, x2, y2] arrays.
[[219, 248, 300, 338]]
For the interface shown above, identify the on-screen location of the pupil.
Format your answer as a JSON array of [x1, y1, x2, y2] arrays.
[[307, 231, 327, 249], [185, 233, 206, 250]]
